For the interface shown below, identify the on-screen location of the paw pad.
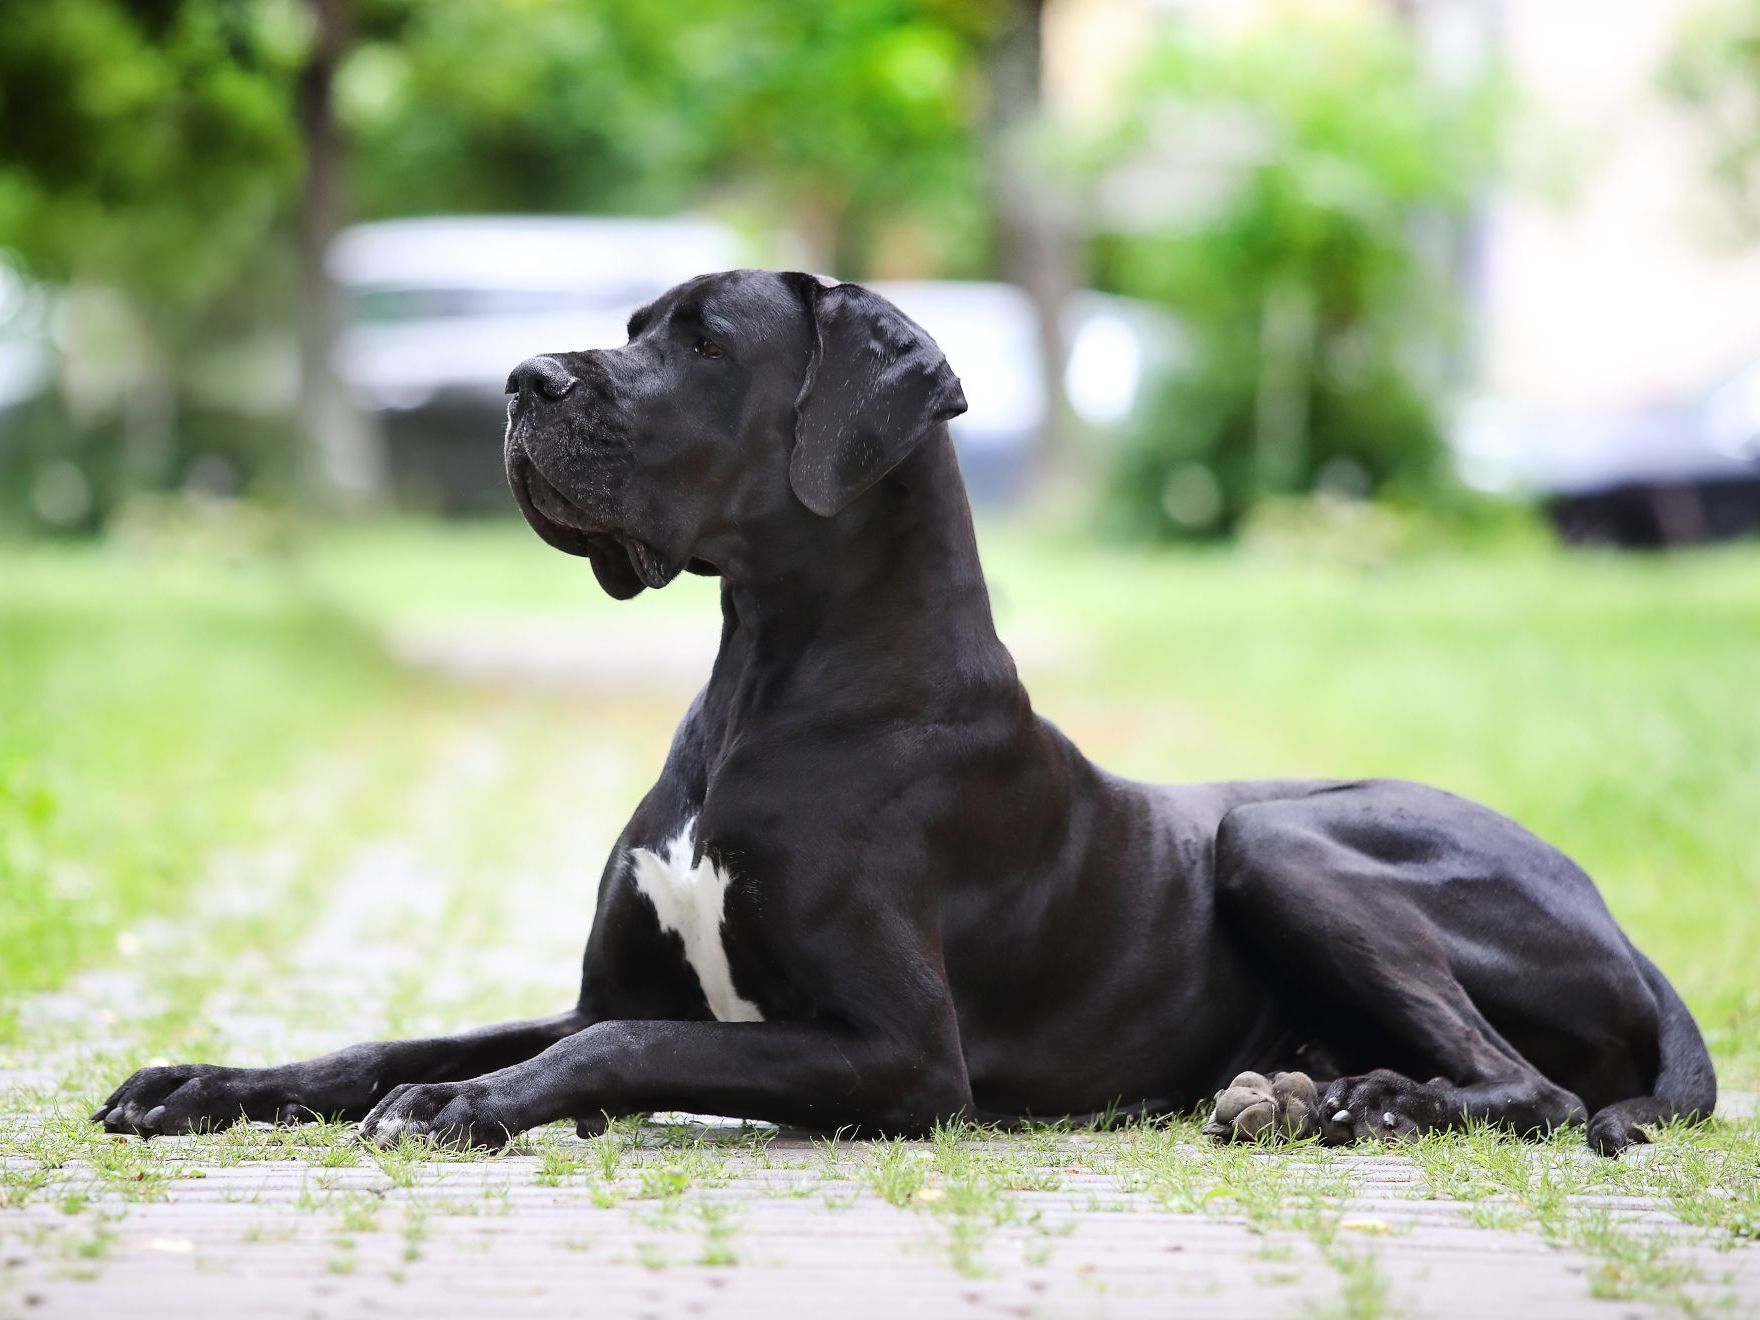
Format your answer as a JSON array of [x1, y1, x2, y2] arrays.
[[1203, 1070, 1320, 1143]]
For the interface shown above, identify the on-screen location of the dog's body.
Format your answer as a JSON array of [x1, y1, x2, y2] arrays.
[[96, 271, 1715, 1155]]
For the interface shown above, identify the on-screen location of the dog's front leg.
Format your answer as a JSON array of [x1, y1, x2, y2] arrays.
[[94, 1010, 592, 1136], [358, 1016, 972, 1149]]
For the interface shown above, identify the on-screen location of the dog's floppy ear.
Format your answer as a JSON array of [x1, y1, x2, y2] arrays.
[[786, 276, 967, 517]]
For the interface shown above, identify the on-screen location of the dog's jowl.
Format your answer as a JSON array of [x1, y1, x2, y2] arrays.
[[95, 270, 1715, 1156]]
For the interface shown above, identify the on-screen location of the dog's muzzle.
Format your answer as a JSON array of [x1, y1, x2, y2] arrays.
[[506, 442, 603, 549]]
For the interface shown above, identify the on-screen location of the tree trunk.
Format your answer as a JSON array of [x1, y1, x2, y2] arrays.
[[986, 0, 1082, 494], [297, 0, 383, 505], [1253, 277, 1316, 495]]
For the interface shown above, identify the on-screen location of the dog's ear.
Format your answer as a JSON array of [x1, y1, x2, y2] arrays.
[[786, 276, 967, 517]]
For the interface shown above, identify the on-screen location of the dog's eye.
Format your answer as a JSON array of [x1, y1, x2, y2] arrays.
[[693, 338, 724, 360]]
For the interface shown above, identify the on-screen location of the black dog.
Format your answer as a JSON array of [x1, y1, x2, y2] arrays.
[[95, 270, 1715, 1156]]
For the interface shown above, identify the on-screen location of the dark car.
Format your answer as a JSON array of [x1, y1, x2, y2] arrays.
[[1453, 364, 1760, 546]]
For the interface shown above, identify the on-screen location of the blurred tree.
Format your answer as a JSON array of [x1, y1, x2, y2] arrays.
[[0, 0, 298, 524], [0, 0, 403, 513], [1665, 0, 1760, 239], [1087, 16, 1497, 539], [706, 0, 995, 275], [0, 0, 296, 300], [341, 0, 996, 277], [297, 0, 410, 504], [984, 0, 1078, 477], [1, 0, 1041, 528]]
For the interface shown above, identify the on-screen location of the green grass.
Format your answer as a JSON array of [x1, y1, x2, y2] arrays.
[[301, 516, 1760, 1086], [0, 538, 396, 1033], [975, 528, 1760, 1084], [4, 515, 1756, 1085]]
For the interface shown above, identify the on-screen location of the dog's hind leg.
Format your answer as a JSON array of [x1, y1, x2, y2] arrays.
[[1209, 803, 1586, 1146], [1583, 944, 1716, 1154]]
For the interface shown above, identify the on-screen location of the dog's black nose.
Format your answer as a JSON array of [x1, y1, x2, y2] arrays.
[[506, 355, 577, 401]]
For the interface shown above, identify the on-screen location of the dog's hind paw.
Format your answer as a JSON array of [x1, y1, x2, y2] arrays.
[[1202, 1070, 1320, 1143]]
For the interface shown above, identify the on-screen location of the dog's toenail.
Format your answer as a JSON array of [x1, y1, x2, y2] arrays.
[[1383, 1111, 1396, 1127], [1333, 1109, 1352, 1122]]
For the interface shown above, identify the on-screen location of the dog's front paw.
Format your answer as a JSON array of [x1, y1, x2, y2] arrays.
[[1319, 1070, 1448, 1144], [1202, 1070, 1320, 1143], [359, 1081, 520, 1151], [92, 1064, 297, 1137]]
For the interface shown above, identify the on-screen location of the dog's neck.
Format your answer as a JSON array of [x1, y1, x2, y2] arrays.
[[709, 430, 1017, 705]]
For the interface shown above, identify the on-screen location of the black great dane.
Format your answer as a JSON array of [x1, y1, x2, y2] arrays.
[[96, 270, 1716, 1156]]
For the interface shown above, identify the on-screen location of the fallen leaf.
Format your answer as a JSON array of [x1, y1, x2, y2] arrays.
[[1340, 1217, 1393, 1234]]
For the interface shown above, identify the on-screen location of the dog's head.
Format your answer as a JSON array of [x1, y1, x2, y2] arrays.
[[504, 270, 967, 598]]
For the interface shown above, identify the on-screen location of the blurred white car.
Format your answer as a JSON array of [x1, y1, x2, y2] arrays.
[[333, 215, 749, 509], [332, 216, 1182, 509], [869, 280, 1183, 503]]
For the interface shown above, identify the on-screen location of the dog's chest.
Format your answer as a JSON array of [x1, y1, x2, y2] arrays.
[[627, 820, 764, 1023]]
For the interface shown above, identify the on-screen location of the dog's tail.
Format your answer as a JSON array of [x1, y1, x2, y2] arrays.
[[1585, 944, 1717, 1155]]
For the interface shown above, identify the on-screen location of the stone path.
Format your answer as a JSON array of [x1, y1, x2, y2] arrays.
[[2, 638, 1757, 1319], [9, 1131, 1748, 1320]]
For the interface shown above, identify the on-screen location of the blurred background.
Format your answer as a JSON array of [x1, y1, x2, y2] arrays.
[[7, 0, 1760, 541], [2, 1, 1758, 1085]]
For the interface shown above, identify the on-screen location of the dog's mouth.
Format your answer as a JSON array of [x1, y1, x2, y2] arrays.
[[622, 535, 674, 591], [507, 447, 677, 597]]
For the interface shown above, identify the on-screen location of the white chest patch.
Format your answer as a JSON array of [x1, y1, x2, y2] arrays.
[[628, 820, 764, 1023]]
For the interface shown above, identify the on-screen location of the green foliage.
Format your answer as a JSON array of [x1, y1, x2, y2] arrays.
[[0, 0, 1001, 287], [342, 3, 709, 220], [0, 0, 298, 300], [342, 0, 996, 273], [1087, 17, 1499, 539], [0, 0, 1003, 536], [699, 0, 996, 273], [0, 1, 314, 534], [1664, 0, 1760, 238]]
